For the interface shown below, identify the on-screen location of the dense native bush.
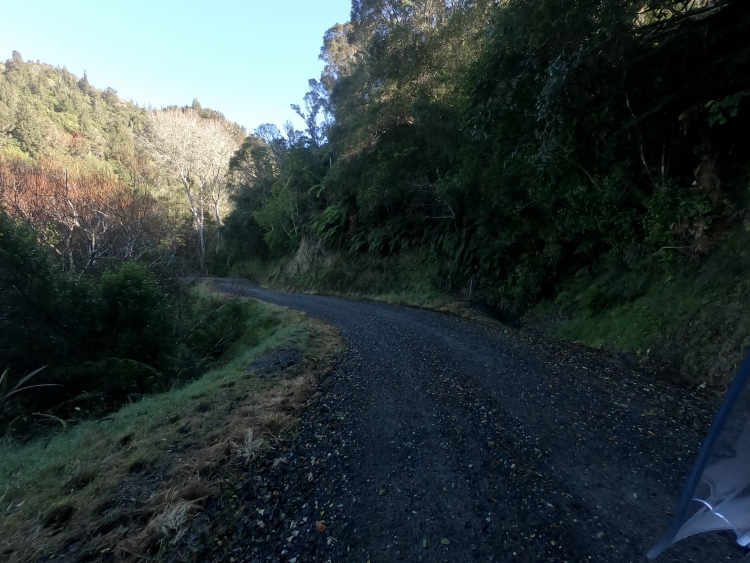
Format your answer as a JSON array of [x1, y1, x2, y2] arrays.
[[223, 0, 750, 320]]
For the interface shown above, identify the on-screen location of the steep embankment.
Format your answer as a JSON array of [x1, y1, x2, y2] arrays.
[[233, 225, 750, 389], [222, 1, 750, 388]]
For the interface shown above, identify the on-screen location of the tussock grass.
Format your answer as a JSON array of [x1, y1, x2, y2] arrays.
[[145, 498, 197, 545], [233, 428, 266, 463], [0, 285, 342, 562]]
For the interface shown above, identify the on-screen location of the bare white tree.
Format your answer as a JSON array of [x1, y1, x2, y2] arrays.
[[143, 108, 238, 269], [200, 118, 238, 253]]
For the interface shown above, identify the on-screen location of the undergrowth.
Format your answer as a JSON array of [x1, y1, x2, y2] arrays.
[[231, 247, 446, 307], [237, 223, 750, 387], [549, 227, 750, 385], [228, 214, 750, 389], [0, 283, 276, 437]]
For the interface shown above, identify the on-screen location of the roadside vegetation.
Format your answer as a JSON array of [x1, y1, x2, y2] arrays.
[[0, 284, 341, 562], [0, 64, 342, 558], [1, 210, 260, 437], [1, 1, 748, 560], [548, 227, 750, 385], [3, 4, 749, 387], [218, 0, 750, 386], [0, 46, 344, 563], [231, 246, 446, 307]]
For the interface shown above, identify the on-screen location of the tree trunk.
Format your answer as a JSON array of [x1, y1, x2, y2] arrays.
[[213, 198, 221, 254], [198, 185, 206, 272]]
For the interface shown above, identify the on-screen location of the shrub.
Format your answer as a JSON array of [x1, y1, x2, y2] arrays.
[[95, 263, 175, 366], [1, 211, 269, 433]]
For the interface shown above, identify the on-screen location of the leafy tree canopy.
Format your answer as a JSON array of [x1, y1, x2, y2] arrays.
[[224, 0, 750, 316]]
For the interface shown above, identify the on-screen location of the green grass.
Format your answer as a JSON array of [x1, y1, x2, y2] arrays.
[[555, 284, 702, 352], [367, 287, 446, 308], [0, 289, 308, 556], [231, 226, 750, 389], [553, 227, 750, 384]]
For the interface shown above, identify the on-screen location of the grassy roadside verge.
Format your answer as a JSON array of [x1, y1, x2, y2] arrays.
[[491, 226, 745, 391], [0, 284, 342, 562], [227, 249, 497, 333], [544, 228, 750, 387]]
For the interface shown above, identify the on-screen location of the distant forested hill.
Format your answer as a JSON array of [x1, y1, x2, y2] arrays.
[[0, 52, 147, 175], [0, 51, 245, 270], [0, 51, 244, 179]]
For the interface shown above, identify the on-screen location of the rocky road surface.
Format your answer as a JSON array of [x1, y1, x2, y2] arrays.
[[204, 279, 742, 563]]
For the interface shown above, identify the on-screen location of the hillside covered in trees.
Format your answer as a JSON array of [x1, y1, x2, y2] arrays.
[[2, 2, 750, 560], [222, 0, 750, 383], [0, 53, 250, 433], [0, 52, 245, 271]]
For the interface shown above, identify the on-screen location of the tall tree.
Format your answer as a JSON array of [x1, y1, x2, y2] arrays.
[[143, 108, 238, 269]]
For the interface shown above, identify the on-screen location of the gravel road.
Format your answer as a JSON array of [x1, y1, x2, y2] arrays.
[[208, 279, 742, 563]]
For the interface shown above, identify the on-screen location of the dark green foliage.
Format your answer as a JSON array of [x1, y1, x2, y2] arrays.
[[53, 359, 163, 406], [310, 203, 347, 246], [455, 0, 750, 304], [0, 210, 263, 432], [0, 209, 64, 369], [96, 264, 173, 365], [0, 212, 172, 373], [184, 298, 259, 362], [266, 248, 443, 300], [224, 125, 334, 259], [554, 226, 750, 382], [222, 0, 750, 328]]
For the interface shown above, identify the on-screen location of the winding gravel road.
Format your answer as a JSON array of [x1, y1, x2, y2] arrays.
[[211, 279, 742, 563]]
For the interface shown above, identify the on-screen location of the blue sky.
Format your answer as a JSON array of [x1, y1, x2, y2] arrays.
[[0, 0, 352, 133]]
